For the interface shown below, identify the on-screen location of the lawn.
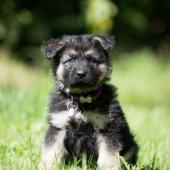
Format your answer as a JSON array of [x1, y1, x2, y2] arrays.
[[0, 50, 170, 170]]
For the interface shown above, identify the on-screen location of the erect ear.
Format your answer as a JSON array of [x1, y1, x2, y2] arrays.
[[42, 38, 65, 59], [92, 35, 115, 52]]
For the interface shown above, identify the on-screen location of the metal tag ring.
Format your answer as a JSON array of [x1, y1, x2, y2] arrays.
[[67, 101, 78, 111]]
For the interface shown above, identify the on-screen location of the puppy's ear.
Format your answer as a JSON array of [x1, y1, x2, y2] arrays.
[[92, 35, 115, 52], [42, 39, 65, 59]]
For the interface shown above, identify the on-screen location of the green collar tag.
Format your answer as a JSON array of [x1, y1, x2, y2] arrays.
[[80, 96, 92, 103]]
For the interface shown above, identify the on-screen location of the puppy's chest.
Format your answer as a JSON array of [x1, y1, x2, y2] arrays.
[[83, 109, 108, 129]]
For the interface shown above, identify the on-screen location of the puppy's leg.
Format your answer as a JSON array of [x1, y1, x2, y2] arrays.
[[124, 143, 138, 165], [97, 135, 119, 170], [39, 126, 67, 170]]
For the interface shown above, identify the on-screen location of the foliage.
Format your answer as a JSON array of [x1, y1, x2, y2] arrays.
[[85, 0, 118, 33], [113, 0, 170, 49], [0, 0, 169, 64]]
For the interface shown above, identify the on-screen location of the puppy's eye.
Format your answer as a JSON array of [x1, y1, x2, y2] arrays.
[[87, 57, 99, 64], [64, 58, 73, 64]]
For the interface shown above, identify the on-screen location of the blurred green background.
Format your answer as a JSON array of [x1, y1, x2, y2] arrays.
[[0, 0, 170, 170], [0, 0, 170, 64]]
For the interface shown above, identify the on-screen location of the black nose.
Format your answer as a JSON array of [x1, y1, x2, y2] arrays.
[[77, 70, 87, 79]]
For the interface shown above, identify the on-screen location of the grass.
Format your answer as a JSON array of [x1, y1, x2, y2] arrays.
[[0, 49, 170, 170]]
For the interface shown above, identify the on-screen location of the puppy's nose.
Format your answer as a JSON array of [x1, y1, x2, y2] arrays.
[[77, 70, 87, 79]]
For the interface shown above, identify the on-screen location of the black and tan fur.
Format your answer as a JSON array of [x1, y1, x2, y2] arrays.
[[39, 35, 138, 170]]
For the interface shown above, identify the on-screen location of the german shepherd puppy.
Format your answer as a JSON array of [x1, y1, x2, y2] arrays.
[[39, 35, 138, 170]]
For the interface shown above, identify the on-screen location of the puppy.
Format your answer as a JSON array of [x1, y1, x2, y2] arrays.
[[39, 35, 138, 170]]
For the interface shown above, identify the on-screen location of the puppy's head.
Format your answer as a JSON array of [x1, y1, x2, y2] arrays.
[[43, 35, 115, 93]]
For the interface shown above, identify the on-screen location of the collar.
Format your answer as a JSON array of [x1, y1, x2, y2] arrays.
[[70, 88, 102, 103], [58, 83, 102, 104]]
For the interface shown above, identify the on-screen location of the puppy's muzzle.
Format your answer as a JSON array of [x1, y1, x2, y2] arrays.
[[76, 70, 87, 79]]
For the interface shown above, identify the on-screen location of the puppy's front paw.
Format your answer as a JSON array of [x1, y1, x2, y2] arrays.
[[98, 156, 118, 170], [97, 136, 119, 170], [98, 163, 118, 170]]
